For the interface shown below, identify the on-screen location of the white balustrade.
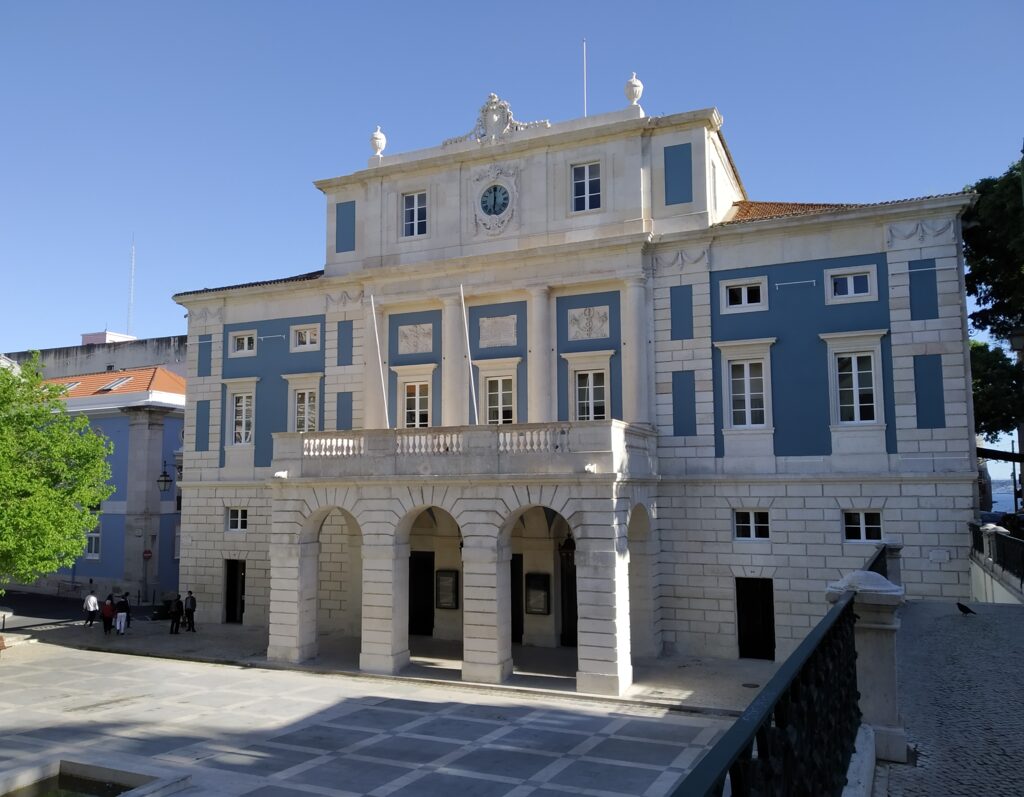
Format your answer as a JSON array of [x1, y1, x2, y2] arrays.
[[498, 426, 566, 453], [396, 430, 463, 455], [303, 434, 365, 457]]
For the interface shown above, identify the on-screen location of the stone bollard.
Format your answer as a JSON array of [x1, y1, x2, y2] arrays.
[[826, 570, 908, 763], [884, 542, 904, 586]]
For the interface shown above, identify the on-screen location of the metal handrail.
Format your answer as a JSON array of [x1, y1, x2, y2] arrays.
[[675, 590, 859, 796]]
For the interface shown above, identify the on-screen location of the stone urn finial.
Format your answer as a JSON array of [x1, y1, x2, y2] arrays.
[[370, 125, 387, 158], [625, 72, 643, 106]]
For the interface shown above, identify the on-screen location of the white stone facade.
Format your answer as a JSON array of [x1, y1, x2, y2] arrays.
[[174, 83, 976, 694]]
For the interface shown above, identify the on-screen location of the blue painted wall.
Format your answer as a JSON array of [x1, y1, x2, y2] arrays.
[[222, 315, 326, 467], [468, 301, 528, 423], [670, 285, 694, 340], [387, 310, 442, 428], [909, 259, 939, 321], [913, 354, 946, 429], [197, 334, 212, 377], [337, 320, 354, 366], [70, 514, 125, 581], [336, 392, 353, 430], [672, 370, 697, 436], [555, 291, 622, 422], [664, 143, 693, 206], [90, 416, 129, 500], [711, 253, 896, 457], [335, 201, 356, 253], [195, 401, 210, 451]]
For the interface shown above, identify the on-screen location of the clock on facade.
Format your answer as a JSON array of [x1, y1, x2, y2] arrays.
[[480, 184, 510, 216]]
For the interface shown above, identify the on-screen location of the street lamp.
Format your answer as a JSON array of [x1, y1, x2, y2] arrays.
[[156, 462, 173, 493]]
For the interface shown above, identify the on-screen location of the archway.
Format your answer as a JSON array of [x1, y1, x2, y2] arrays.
[[315, 507, 363, 663], [627, 503, 659, 659]]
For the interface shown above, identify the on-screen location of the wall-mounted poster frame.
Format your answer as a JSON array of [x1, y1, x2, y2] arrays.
[[435, 569, 459, 609], [525, 572, 551, 615]]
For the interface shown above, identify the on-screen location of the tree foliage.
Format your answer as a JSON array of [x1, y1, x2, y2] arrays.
[[963, 159, 1024, 339], [970, 340, 1024, 442], [0, 355, 113, 590]]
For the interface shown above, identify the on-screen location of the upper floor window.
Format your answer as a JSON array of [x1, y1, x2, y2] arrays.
[[486, 376, 514, 425], [720, 276, 768, 314], [294, 388, 317, 433], [820, 330, 887, 428], [227, 508, 248, 532], [825, 264, 878, 305], [402, 191, 427, 237], [844, 510, 881, 542], [575, 370, 607, 421], [734, 510, 770, 540], [233, 393, 253, 444], [230, 331, 257, 358], [714, 338, 776, 433], [729, 361, 766, 427], [404, 382, 430, 428], [572, 162, 601, 212], [290, 324, 320, 353], [85, 529, 101, 559], [98, 376, 132, 392]]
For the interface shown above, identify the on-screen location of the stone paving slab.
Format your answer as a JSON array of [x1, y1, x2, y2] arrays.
[[0, 641, 731, 796]]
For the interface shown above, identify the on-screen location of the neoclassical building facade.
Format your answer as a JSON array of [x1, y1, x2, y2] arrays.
[[174, 78, 976, 695]]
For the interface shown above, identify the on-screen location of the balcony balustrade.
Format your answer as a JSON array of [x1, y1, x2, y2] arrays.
[[272, 421, 657, 480]]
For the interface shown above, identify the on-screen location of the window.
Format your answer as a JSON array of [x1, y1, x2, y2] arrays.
[[233, 393, 253, 444], [844, 511, 881, 542], [720, 276, 768, 314], [824, 264, 878, 305], [62, 381, 80, 392], [404, 382, 430, 428], [85, 529, 101, 559], [290, 324, 320, 353], [837, 353, 875, 422], [294, 388, 317, 432], [98, 376, 132, 392], [402, 191, 427, 237], [229, 331, 257, 357], [575, 370, 607, 421], [572, 162, 601, 212], [735, 510, 770, 540], [227, 508, 248, 532], [486, 377, 514, 424], [729, 361, 765, 426]]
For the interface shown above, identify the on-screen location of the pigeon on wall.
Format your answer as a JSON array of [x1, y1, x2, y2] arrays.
[[956, 602, 977, 615]]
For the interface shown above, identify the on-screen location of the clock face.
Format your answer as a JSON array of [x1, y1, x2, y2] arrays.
[[480, 184, 510, 216]]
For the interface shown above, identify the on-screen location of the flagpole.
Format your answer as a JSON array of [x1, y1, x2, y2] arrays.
[[460, 284, 479, 425], [370, 294, 390, 429]]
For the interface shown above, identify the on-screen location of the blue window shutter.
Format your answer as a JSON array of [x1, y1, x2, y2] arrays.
[[670, 285, 694, 340], [337, 320, 353, 366], [672, 371, 697, 436], [195, 400, 210, 451], [335, 201, 356, 253], [336, 392, 353, 430], [913, 354, 946, 429], [197, 334, 212, 377], [909, 259, 939, 321], [664, 144, 693, 206]]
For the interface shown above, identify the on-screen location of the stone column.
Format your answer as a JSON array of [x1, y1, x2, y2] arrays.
[[267, 539, 320, 663], [575, 540, 633, 695], [826, 571, 908, 763], [620, 276, 649, 424], [442, 294, 468, 426], [461, 538, 513, 684], [363, 298, 387, 429], [359, 542, 410, 674], [122, 407, 168, 597], [527, 286, 552, 423]]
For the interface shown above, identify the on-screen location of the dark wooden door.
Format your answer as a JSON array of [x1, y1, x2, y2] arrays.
[[225, 559, 246, 624], [511, 554, 524, 645], [559, 537, 577, 647], [408, 551, 435, 636], [736, 577, 775, 660]]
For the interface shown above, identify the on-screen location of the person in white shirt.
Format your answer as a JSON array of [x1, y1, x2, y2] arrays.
[[83, 591, 99, 627]]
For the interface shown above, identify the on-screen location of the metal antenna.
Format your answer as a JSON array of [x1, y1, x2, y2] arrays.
[[127, 234, 136, 335], [582, 38, 588, 117]]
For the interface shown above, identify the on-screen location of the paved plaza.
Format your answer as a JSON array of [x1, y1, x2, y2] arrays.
[[0, 641, 730, 796]]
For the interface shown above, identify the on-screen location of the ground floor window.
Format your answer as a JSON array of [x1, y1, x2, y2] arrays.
[[844, 510, 881, 541], [227, 508, 248, 532], [734, 510, 770, 539]]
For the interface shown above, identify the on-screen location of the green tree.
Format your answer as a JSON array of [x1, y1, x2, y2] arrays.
[[963, 159, 1024, 339], [970, 340, 1024, 442], [0, 355, 114, 591]]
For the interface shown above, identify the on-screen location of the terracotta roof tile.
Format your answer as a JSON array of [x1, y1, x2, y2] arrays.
[[47, 366, 186, 398], [174, 269, 324, 299], [718, 192, 972, 226]]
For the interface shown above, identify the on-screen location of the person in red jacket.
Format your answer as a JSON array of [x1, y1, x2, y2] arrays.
[[100, 594, 115, 636]]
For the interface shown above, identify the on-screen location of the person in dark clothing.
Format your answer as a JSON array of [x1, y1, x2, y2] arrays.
[[114, 594, 129, 634], [169, 594, 184, 634], [101, 594, 115, 635], [183, 591, 197, 632]]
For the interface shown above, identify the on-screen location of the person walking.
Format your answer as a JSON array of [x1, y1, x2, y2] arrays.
[[183, 590, 197, 632], [169, 594, 183, 634], [114, 593, 129, 635], [123, 592, 132, 630], [101, 594, 115, 636], [83, 591, 99, 627]]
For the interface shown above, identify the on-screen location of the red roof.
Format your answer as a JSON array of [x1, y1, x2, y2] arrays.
[[47, 367, 186, 398], [718, 193, 972, 226]]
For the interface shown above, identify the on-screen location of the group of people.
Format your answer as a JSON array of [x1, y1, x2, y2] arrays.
[[82, 589, 197, 635]]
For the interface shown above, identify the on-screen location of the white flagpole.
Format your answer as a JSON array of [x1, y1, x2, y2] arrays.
[[582, 38, 588, 118], [370, 294, 390, 429], [460, 284, 479, 425]]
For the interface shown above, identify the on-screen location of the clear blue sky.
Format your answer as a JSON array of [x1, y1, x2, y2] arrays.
[[2, 1, 1022, 463]]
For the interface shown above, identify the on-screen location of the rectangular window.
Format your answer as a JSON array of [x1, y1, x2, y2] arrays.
[[98, 376, 132, 392], [575, 370, 607, 421], [294, 388, 317, 433], [402, 191, 427, 237], [727, 284, 761, 307], [824, 264, 878, 305], [291, 325, 320, 352], [404, 382, 430, 428], [85, 529, 101, 559], [729, 360, 765, 426], [720, 276, 768, 314], [486, 376, 514, 425], [831, 273, 870, 298], [836, 353, 875, 422], [231, 332, 256, 356], [735, 510, 770, 540], [227, 508, 248, 532], [572, 162, 601, 212], [844, 511, 881, 542], [233, 393, 253, 444]]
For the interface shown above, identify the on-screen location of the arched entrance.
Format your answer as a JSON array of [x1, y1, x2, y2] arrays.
[[317, 507, 363, 641], [627, 503, 659, 659]]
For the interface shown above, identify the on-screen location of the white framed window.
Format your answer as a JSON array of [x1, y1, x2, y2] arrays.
[[843, 510, 881, 542], [391, 363, 437, 429], [402, 191, 427, 237], [820, 330, 887, 427], [229, 331, 257, 358], [85, 529, 101, 559], [734, 510, 770, 540], [561, 350, 614, 422], [824, 264, 878, 305], [571, 162, 601, 212], [233, 392, 253, 444], [290, 324, 320, 353], [720, 276, 768, 315], [475, 356, 521, 426], [282, 373, 321, 433], [227, 508, 248, 532], [295, 389, 317, 432], [714, 338, 776, 431]]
